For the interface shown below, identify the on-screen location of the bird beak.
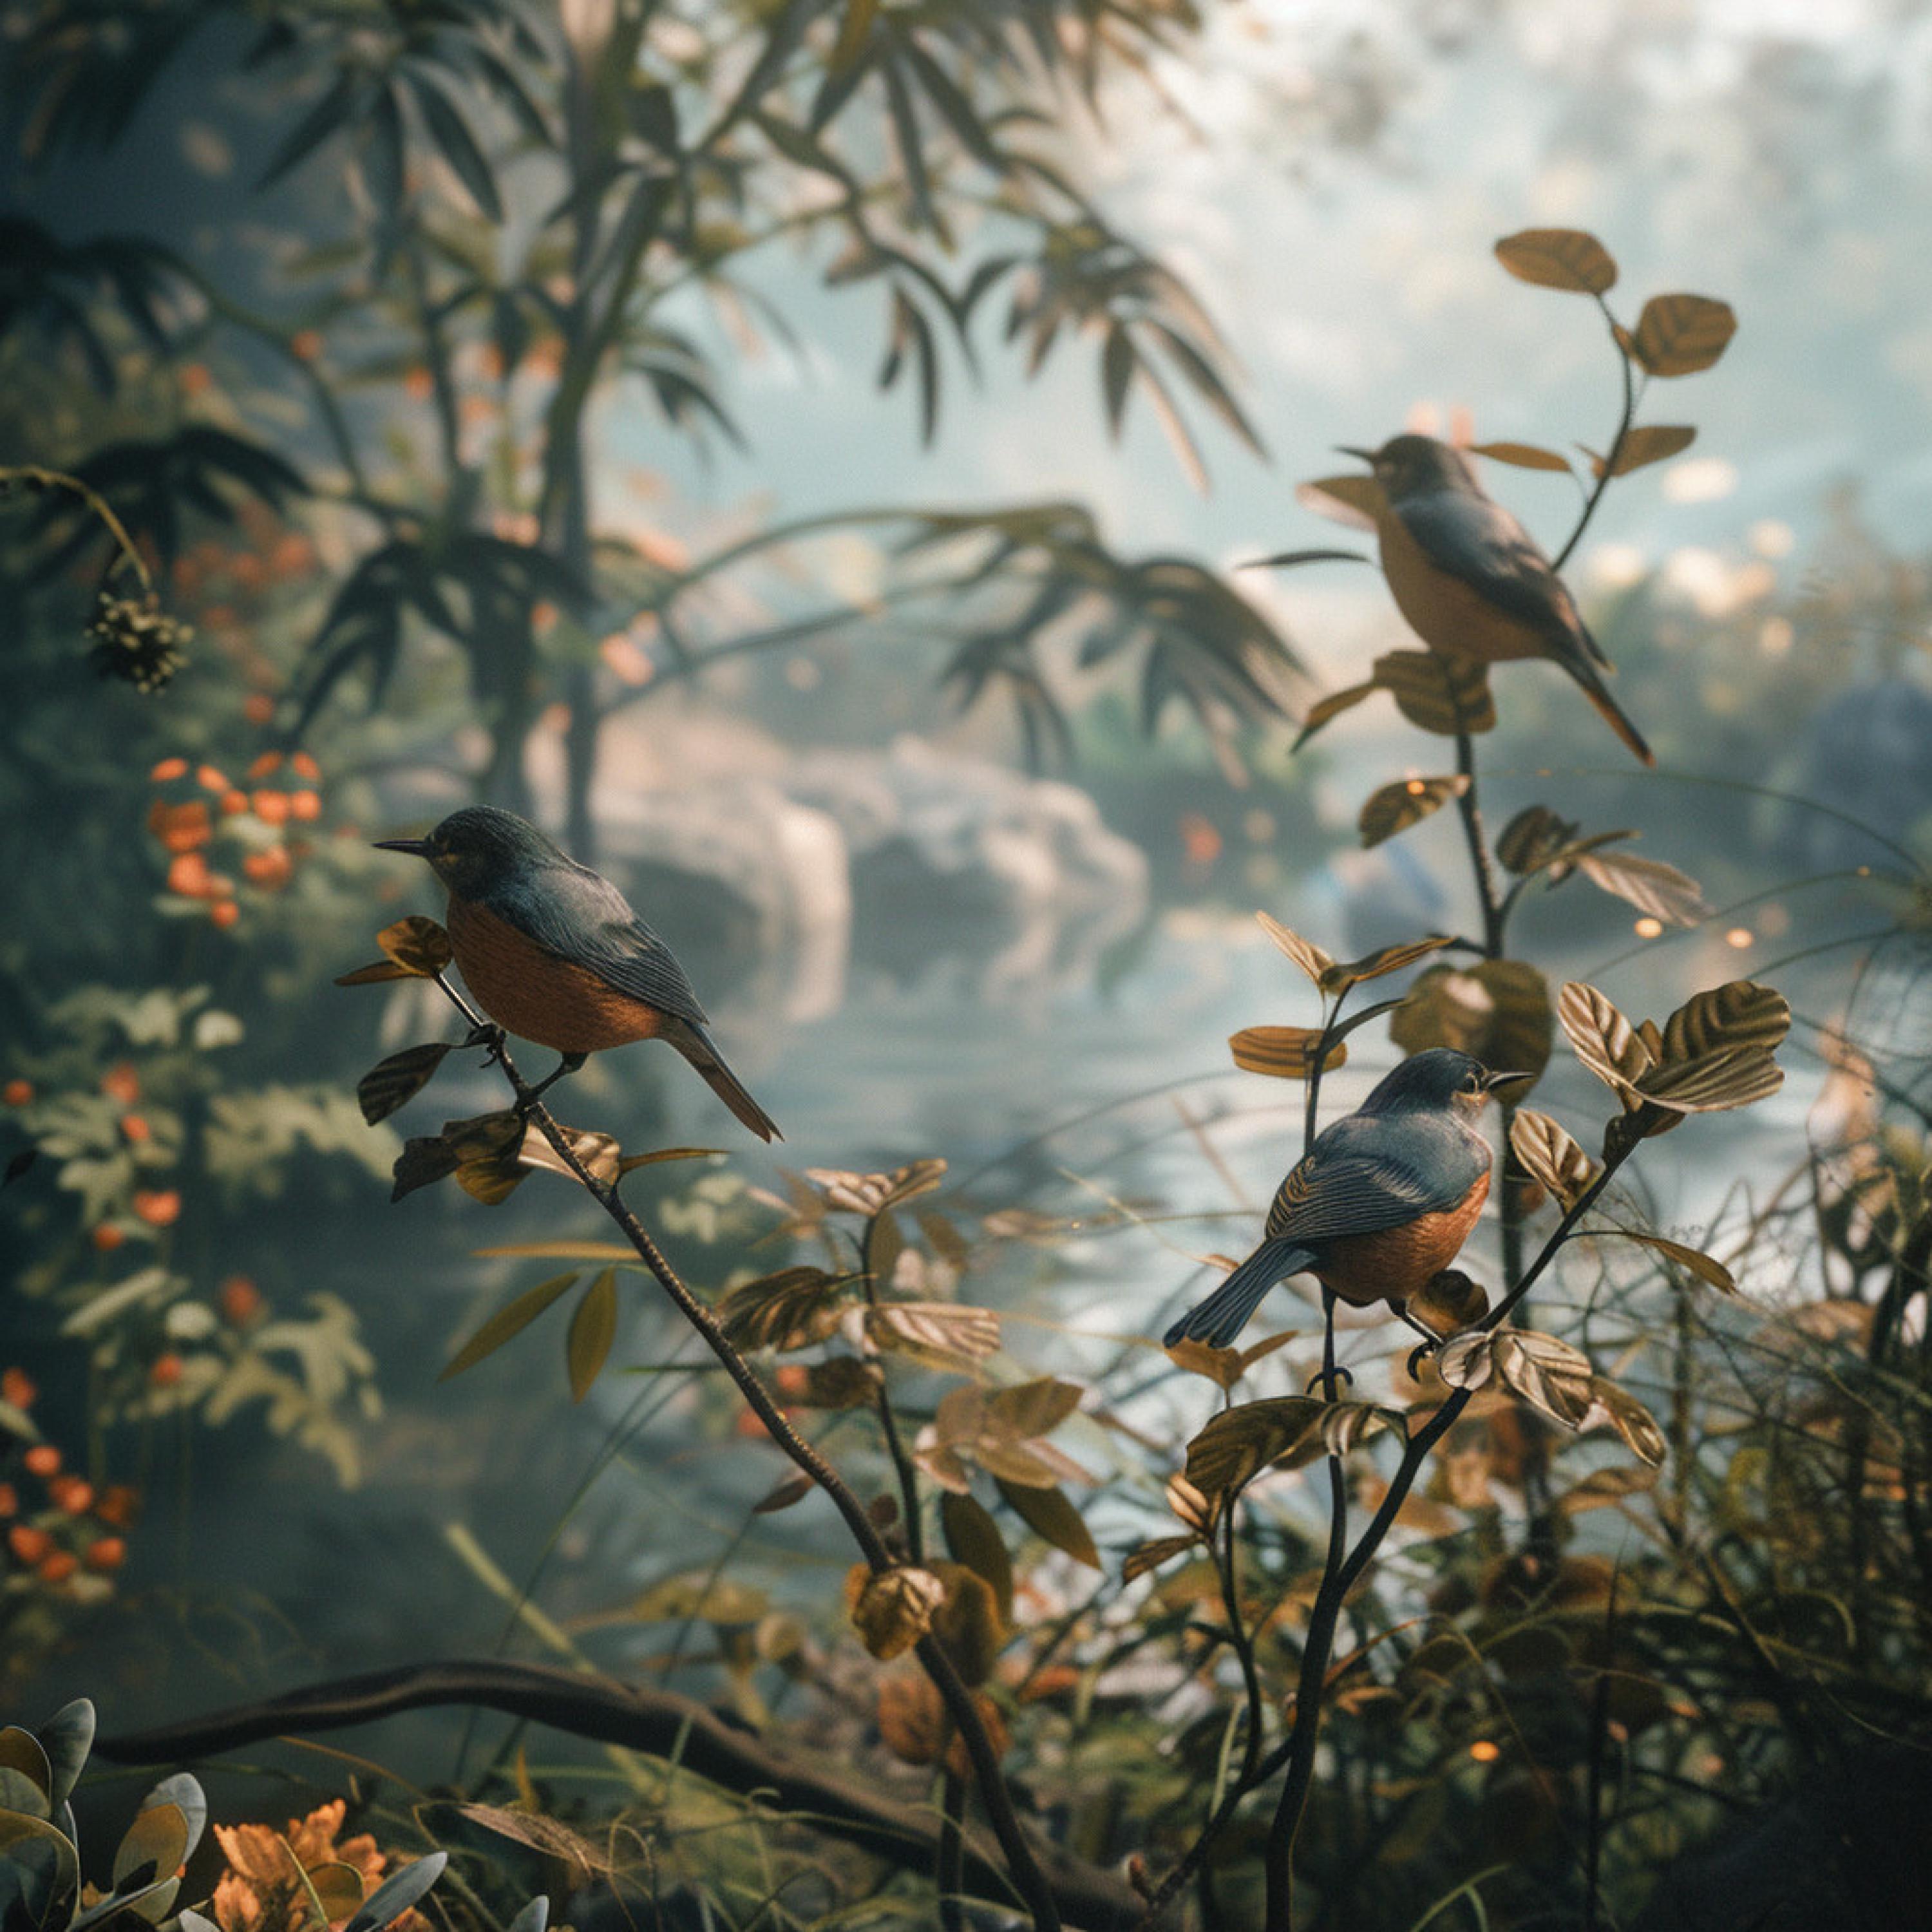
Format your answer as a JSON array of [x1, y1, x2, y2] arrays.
[[1334, 445, 1378, 465], [372, 837, 433, 857], [1482, 1070, 1536, 1095]]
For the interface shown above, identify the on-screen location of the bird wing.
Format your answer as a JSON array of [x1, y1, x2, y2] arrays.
[[489, 859, 711, 1028], [1262, 1113, 1484, 1248], [1395, 490, 1606, 665]]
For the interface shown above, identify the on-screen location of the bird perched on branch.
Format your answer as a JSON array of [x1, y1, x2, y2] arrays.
[[1164, 1048, 1526, 1350], [1340, 433, 1654, 765], [375, 805, 781, 1141]]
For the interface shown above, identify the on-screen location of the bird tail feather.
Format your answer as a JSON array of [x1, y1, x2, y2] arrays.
[[665, 1018, 782, 1142], [1164, 1240, 1316, 1350], [1561, 638, 1654, 766]]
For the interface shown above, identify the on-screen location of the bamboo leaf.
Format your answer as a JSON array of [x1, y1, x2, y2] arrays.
[[439, 1273, 580, 1382], [566, 1267, 619, 1402]]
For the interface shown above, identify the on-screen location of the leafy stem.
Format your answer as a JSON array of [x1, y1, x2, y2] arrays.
[[423, 973, 1061, 1932], [1550, 294, 1638, 573]]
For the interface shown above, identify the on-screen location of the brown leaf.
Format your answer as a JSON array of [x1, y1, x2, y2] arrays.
[[334, 959, 414, 987], [1574, 849, 1708, 927], [616, 1146, 724, 1174], [1638, 1048, 1783, 1113], [357, 1042, 455, 1124], [1255, 912, 1334, 985], [1322, 934, 1457, 994], [866, 1300, 999, 1369], [1165, 1336, 1244, 1388], [1658, 980, 1791, 1064], [1494, 228, 1618, 294], [929, 1561, 1004, 1686], [1124, 1533, 1202, 1582], [940, 1490, 1014, 1622], [752, 1470, 817, 1515], [516, 1121, 623, 1189], [450, 1805, 608, 1893], [717, 1267, 852, 1352], [1593, 1229, 1738, 1293], [376, 915, 452, 977], [1296, 473, 1384, 530], [1229, 1025, 1347, 1080], [1184, 1396, 1325, 1502], [1373, 650, 1497, 736], [1496, 805, 1580, 875], [1508, 1110, 1598, 1210], [1294, 678, 1378, 746], [439, 1271, 580, 1382], [805, 1159, 947, 1215], [797, 1356, 884, 1409], [1391, 960, 1553, 1088], [848, 1564, 947, 1660], [1557, 982, 1653, 1100], [1592, 424, 1696, 477], [1489, 1328, 1598, 1430], [983, 1377, 1084, 1442], [994, 1477, 1100, 1569], [1630, 294, 1736, 376], [1468, 440, 1573, 473], [1358, 775, 1470, 849], [1582, 1376, 1668, 1466]]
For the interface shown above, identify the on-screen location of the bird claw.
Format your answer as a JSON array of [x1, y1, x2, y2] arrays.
[[1406, 1340, 1441, 1381], [464, 1022, 506, 1056], [1306, 1364, 1354, 1396]]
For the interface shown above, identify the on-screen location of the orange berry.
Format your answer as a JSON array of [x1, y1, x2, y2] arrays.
[[290, 750, 321, 781], [3, 1079, 30, 1106], [196, 764, 229, 792], [220, 1276, 261, 1325], [289, 789, 321, 822], [132, 1189, 181, 1227], [149, 1354, 184, 1389], [531, 600, 558, 636], [49, 1476, 93, 1515], [120, 1114, 150, 1143], [229, 554, 265, 591], [478, 344, 505, 381], [734, 1408, 771, 1440], [403, 366, 434, 399], [37, 1551, 78, 1585], [92, 1224, 125, 1252], [270, 533, 314, 578], [209, 900, 240, 930], [247, 750, 283, 780], [166, 851, 213, 897], [774, 1364, 810, 1398], [101, 1063, 140, 1104], [23, 1445, 60, 1478], [251, 790, 290, 825], [290, 328, 323, 361], [95, 1485, 139, 1527], [153, 800, 213, 852], [1, 1367, 33, 1408], [242, 848, 292, 889], [220, 790, 249, 816], [243, 693, 275, 725], [0, 1484, 16, 1517], [84, 1536, 126, 1572], [150, 757, 189, 782], [9, 1525, 52, 1565], [180, 364, 212, 397]]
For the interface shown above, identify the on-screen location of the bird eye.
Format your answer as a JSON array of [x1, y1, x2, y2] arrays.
[[1463, 1070, 1482, 1094]]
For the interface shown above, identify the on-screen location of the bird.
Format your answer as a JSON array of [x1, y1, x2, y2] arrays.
[[1164, 1048, 1526, 1350], [1338, 433, 1655, 766], [374, 805, 781, 1141]]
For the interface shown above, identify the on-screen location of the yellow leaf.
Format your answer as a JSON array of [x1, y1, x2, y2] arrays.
[[1255, 911, 1334, 984], [1358, 774, 1469, 848], [1493, 228, 1618, 294], [1322, 934, 1457, 993], [567, 1267, 618, 1401], [1165, 1336, 1244, 1388], [375, 914, 452, 977], [1229, 1025, 1347, 1080], [1629, 294, 1736, 376], [334, 959, 413, 987]]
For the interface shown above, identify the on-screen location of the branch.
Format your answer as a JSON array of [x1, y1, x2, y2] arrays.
[[93, 1660, 1138, 1931], [428, 978, 1063, 1932]]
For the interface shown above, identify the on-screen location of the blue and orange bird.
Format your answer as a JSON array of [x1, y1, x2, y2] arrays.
[[1340, 433, 1655, 766], [1164, 1049, 1526, 1350], [375, 805, 781, 1142]]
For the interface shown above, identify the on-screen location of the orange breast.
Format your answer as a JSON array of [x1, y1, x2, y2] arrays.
[[446, 896, 666, 1054], [1377, 511, 1546, 665], [1315, 1170, 1490, 1310]]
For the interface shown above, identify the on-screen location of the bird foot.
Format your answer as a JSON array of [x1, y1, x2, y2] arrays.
[[1405, 1340, 1441, 1381], [1306, 1364, 1354, 1396], [464, 1022, 506, 1057]]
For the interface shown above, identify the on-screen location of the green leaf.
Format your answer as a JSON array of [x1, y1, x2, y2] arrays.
[[439, 1273, 580, 1382], [567, 1267, 619, 1402], [260, 72, 365, 187], [408, 73, 502, 221], [994, 1478, 1099, 1569], [1101, 323, 1136, 437]]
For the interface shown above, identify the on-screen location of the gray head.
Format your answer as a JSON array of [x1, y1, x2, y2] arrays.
[[374, 804, 569, 898], [1336, 433, 1481, 506], [1358, 1048, 1530, 1118]]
